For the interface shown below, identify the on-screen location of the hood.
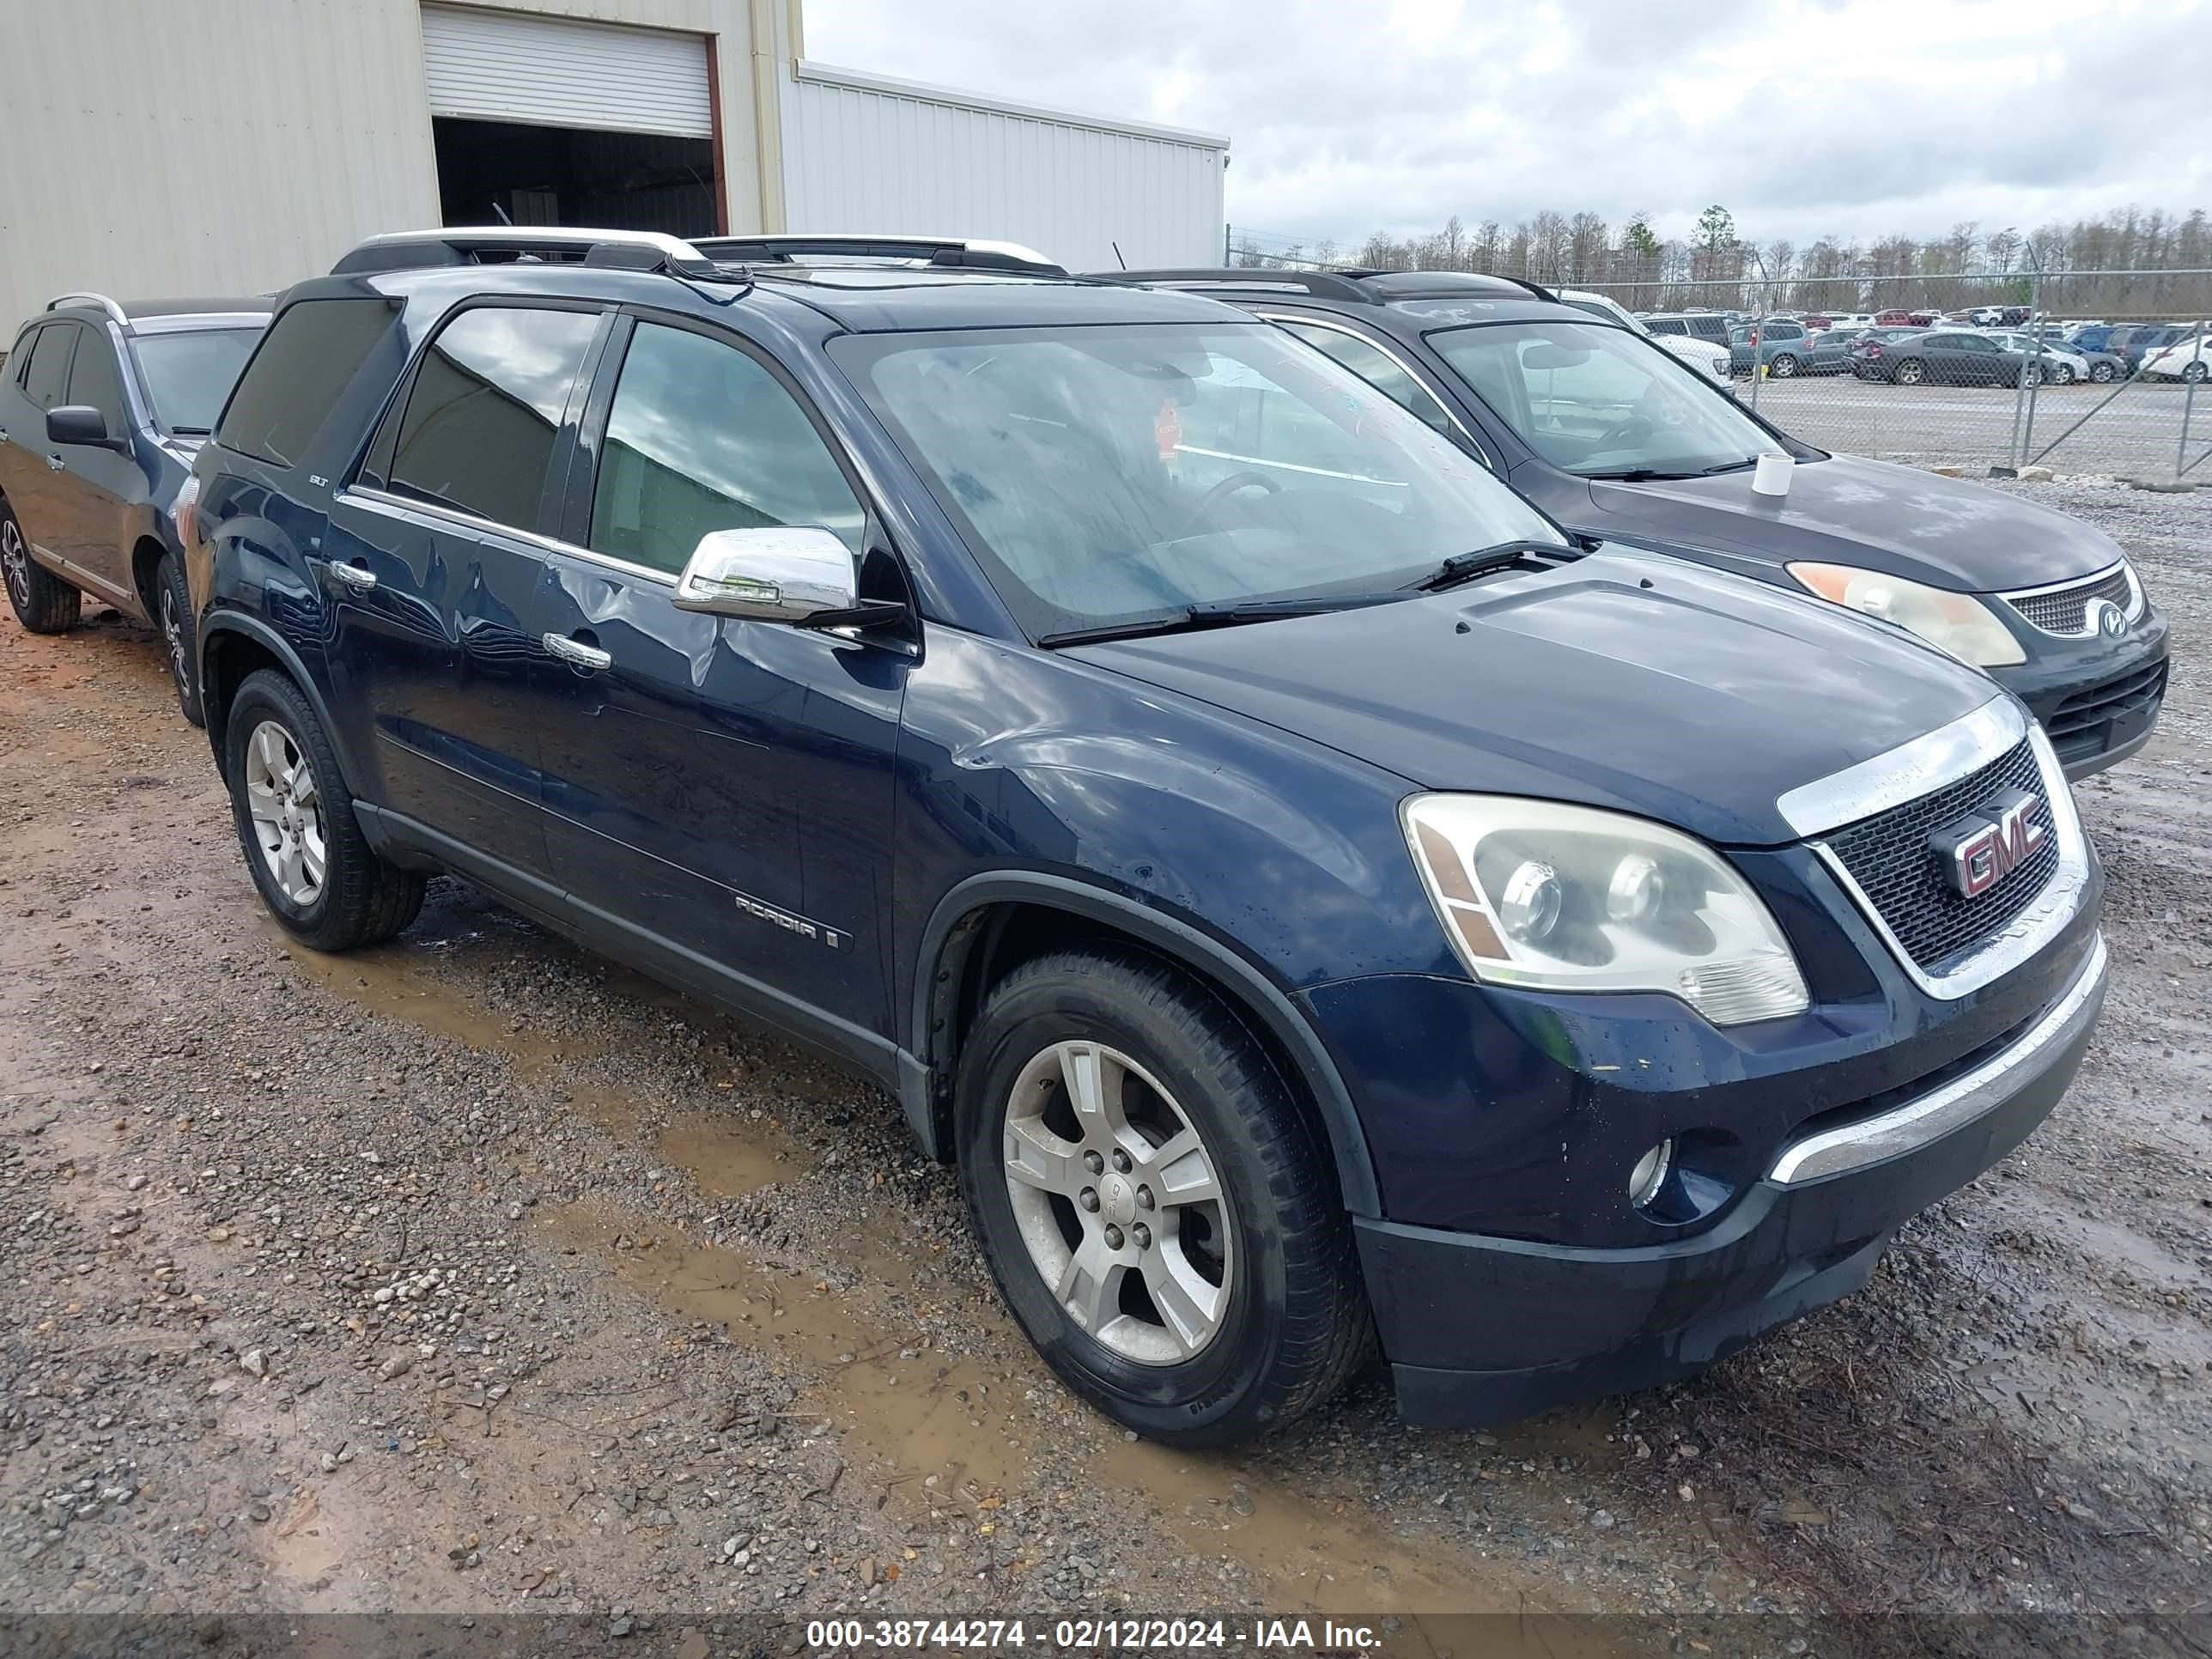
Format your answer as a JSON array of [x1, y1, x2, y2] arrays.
[[1070, 549, 1999, 847], [1580, 452, 2124, 592]]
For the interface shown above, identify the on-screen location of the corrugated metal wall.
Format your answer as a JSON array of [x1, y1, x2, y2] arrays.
[[0, 0, 441, 332], [781, 63, 1228, 273], [0, 0, 770, 336]]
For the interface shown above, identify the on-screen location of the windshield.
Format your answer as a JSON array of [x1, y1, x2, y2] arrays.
[[130, 328, 264, 432], [831, 322, 1563, 640], [1425, 319, 1788, 479]]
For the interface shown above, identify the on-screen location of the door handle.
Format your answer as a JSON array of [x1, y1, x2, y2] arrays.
[[46, 454, 66, 471], [543, 632, 611, 672], [325, 560, 378, 592]]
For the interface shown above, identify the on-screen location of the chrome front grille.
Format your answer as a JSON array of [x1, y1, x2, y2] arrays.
[[1823, 738, 2061, 971], [2004, 563, 2135, 635]]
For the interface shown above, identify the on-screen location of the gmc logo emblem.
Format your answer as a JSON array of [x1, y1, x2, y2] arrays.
[[1929, 787, 2048, 898]]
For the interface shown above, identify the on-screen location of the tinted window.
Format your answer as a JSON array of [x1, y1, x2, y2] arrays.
[[1646, 318, 1687, 336], [1428, 319, 1779, 480], [65, 331, 129, 434], [1277, 321, 1456, 435], [21, 325, 77, 411], [219, 297, 400, 466], [387, 306, 600, 531], [836, 322, 1560, 639], [590, 322, 862, 574], [131, 328, 263, 433]]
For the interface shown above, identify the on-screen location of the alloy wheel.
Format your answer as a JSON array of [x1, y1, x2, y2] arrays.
[[2185, 362, 2209, 385], [1, 520, 29, 611], [243, 720, 327, 905], [1896, 361, 1925, 385], [161, 583, 188, 692], [1000, 1039, 1233, 1364], [1770, 354, 1797, 379]]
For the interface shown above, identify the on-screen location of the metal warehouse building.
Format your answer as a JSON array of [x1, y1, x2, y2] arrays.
[[0, 0, 1229, 330]]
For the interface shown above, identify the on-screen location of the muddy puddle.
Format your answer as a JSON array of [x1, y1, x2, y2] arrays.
[[546, 1201, 1624, 1626]]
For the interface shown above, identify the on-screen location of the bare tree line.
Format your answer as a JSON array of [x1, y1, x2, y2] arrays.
[[1236, 205, 2212, 318]]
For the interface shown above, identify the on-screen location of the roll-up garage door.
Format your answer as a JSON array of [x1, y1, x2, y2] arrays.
[[420, 5, 712, 139]]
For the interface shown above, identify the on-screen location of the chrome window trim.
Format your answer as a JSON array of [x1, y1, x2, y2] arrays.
[[1776, 696, 2023, 838], [1997, 556, 2143, 635], [1811, 724, 2091, 1001], [1768, 932, 2105, 1184], [338, 485, 676, 588], [1251, 309, 1496, 470]]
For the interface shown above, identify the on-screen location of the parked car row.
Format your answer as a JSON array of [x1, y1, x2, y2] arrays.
[[1, 229, 2165, 1448]]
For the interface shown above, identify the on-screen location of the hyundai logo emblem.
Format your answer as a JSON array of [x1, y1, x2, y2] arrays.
[[2087, 598, 2127, 638]]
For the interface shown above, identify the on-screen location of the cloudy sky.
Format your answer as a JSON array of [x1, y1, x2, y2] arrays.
[[805, 0, 2211, 252]]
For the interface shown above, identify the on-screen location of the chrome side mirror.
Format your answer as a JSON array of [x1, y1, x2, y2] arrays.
[[672, 526, 858, 623]]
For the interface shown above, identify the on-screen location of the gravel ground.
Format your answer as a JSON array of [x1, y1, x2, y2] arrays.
[[1, 478, 2208, 1657]]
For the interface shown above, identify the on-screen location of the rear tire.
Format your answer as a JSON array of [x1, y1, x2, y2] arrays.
[[222, 668, 425, 952], [2, 502, 82, 634], [1768, 353, 1798, 379], [956, 949, 1373, 1447], [157, 550, 204, 726], [1893, 358, 1926, 386], [2089, 361, 2117, 384]]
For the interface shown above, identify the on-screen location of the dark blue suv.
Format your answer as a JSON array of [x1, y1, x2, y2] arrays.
[[188, 229, 2107, 1445]]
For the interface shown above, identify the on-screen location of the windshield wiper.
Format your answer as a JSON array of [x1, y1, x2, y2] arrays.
[[1037, 592, 1406, 648], [1406, 539, 1574, 593], [1585, 458, 1762, 482]]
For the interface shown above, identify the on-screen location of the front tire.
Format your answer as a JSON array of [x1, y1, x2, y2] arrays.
[[1, 502, 82, 634], [222, 669, 425, 951], [2089, 361, 2117, 383], [2185, 362, 2209, 385], [956, 950, 1372, 1447], [157, 550, 203, 726]]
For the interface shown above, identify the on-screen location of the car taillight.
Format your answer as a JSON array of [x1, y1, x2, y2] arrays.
[[1865, 344, 1882, 357]]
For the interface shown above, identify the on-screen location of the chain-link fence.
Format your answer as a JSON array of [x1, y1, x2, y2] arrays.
[[1225, 247, 2212, 481]]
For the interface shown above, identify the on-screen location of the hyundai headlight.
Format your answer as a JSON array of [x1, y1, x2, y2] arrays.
[[1787, 562, 2026, 666], [1401, 795, 1809, 1027]]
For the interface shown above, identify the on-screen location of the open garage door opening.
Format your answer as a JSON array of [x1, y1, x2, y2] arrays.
[[433, 118, 718, 238]]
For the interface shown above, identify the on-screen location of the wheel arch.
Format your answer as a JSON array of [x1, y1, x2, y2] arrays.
[[130, 534, 171, 620], [910, 872, 1382, 1218], [197, 613, 362, 793]]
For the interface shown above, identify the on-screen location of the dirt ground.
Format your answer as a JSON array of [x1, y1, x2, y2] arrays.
[[1, 479, 2207, 1658]]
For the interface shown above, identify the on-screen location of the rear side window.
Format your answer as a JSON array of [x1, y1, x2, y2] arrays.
[[387, 306, 601, 531], [21, 324, 77, 411], [218, 297, 399, 467], [66, 332, 129, 435], [1645, 318, 1686, 336]]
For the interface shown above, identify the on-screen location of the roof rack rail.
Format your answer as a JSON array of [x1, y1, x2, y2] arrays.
[[1096, 267, 1560, 305], [48, 291, 130, 325], [693, 234, 1065, 276], [1095, 268, 1384, 304], [330, 228, 727, 280]]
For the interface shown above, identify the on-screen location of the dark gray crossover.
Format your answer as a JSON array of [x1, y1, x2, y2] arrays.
[[1103, 268, 2170, 779], [0, 291, 268, 720]]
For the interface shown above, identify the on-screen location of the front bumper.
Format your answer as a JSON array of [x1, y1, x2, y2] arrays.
[[1355, 935, 2106, 1429], [1991, 602, 2169, 779]]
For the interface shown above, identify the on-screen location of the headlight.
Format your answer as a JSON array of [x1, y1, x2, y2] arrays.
[[1787, 562, 2025, 666], [1401, 794, 1810, 1026]]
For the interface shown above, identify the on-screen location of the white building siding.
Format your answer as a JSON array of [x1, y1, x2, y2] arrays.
[[781, 63, 1227, 273], [0, 0, 441, 333]]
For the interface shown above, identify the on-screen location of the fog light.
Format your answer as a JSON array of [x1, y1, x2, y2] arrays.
[[1629, 1139, 1674, 1210]]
